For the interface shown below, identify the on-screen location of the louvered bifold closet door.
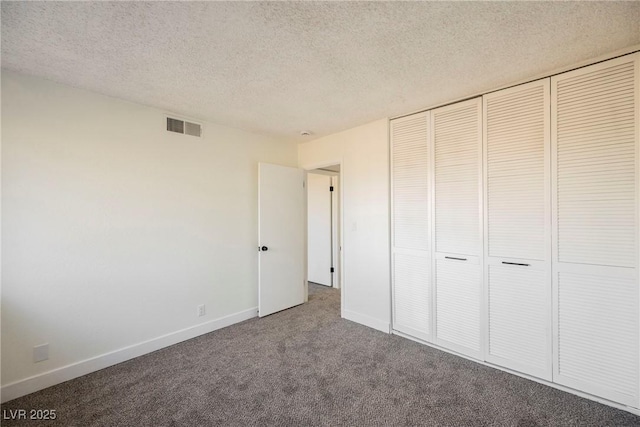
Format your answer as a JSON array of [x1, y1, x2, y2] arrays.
[[391, 112, 432, 342], [483, 79, 552, 381], [432, 98, 483, 359], [552, 53, 639, 407]]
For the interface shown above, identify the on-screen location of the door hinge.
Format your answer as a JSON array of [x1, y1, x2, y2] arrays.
[[330, 267, 335, 273], [330, 186, 334, 192]]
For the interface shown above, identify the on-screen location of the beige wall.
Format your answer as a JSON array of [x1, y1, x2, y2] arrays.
[[298, 119, 390, 332], [1, 71, 297, 393]]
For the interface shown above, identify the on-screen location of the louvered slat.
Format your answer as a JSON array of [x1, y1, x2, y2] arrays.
[[391, 113, 431, 341], [432, 98, 482, 359], [435, 258, 481, 355], [483, 79, 551, 380], [486, 81, 547, 260], [552, 54, 639, 407], [392, 113, 429, 250], [433, 99, 481, 256], [393, 253, 430, 339], [488, 264, 548, 376], [556, 60, 636, 268], [557, 272, 638, 398]]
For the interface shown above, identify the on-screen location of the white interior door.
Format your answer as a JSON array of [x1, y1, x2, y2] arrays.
[[390, 112, 432, 342], [307, 172, 332, 286], [551, 54, 639, 406], [483, 78, 552, 380], [432, 97, 484, 360], [258, 162, 305, 317]]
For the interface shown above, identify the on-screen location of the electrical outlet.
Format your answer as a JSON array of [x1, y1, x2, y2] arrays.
[[197, 304, 206, 317], [33, 343, 49, 363]]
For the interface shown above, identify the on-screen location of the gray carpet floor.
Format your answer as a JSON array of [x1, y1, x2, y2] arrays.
[[3, 283, 640, 426]]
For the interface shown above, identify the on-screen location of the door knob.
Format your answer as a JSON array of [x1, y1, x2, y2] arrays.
[[260, 246, 269, 252]]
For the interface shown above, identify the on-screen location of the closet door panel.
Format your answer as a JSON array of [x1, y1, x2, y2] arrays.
[[433, 100, 482, 256], [485, 81, 548, 261], [483, 79, 552, 380], [557, 269, 637, 400], [392, 113, 429, 251], [393, 252, 431, 340], [435, 257, 481, 355], [552, 53, 639, 407], [432, 98, 483, 359], [487, 262, 549, 379], [556, 59, 636, 268], [391, 113, 432, 341]]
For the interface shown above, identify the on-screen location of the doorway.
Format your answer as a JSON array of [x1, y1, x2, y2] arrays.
[[306, 165, 340, 290]]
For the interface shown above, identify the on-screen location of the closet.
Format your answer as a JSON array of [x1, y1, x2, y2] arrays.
[[391, 52, 639, 410]]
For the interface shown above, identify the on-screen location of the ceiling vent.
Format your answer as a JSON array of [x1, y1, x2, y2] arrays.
[[167, 117, 202, 137]]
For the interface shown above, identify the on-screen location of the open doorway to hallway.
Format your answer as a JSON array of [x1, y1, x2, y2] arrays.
[[307, 165, 340, 290]]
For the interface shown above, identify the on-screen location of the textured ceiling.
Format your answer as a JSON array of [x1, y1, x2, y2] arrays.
[[2, 2, 640, 141]]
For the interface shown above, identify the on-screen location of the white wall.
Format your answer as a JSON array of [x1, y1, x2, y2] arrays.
[[298, 119, 390, 332], [1, 71, 297, 398]]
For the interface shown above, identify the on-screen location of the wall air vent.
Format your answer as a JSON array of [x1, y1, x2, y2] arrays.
[[167, 117, 202, 137]]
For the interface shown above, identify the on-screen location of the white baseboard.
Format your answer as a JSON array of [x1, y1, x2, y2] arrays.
[[343, 309, 390, 334], [1, 307, 258, 403]]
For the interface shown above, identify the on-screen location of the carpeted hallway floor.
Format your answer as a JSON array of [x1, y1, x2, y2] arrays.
[[3, 283, 640, 426]]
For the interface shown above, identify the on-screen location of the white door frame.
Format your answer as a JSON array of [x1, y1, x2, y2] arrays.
[[303, 160, 344, 315], [330, 175, 340, 289]]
